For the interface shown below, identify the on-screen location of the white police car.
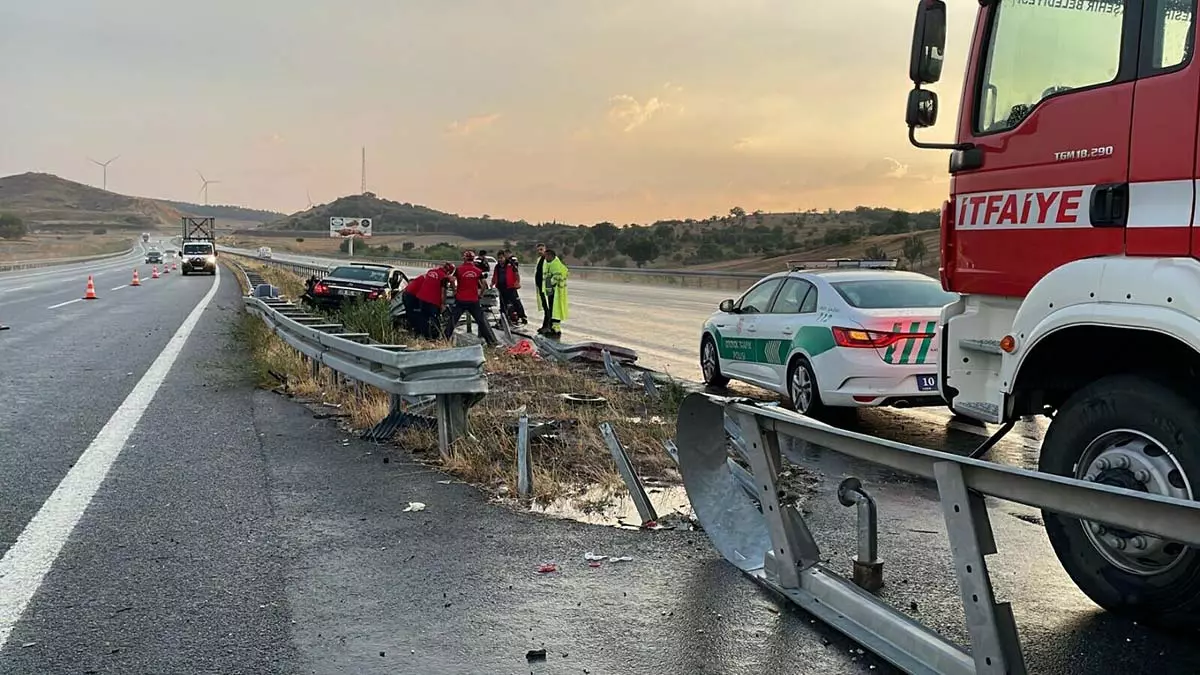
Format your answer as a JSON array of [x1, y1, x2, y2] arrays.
[[699, 260, 959, 416]]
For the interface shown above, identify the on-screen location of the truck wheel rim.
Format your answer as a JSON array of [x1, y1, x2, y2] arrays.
[[791, 366, 813, 413], [1076, 428, 1193, 576], [701, 341, 718, 381]]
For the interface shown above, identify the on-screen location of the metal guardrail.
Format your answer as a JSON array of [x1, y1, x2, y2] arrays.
[[0, 245, 139, 273], [674, 393, 1200, 675], [233, 261, 488, 455]]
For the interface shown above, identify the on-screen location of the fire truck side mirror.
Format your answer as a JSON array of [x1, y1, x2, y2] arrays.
[[909, 0, 946, 85], [906, 89, 938, 128]]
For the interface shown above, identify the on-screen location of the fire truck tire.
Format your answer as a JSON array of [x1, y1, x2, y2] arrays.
[[1039, 373, 1200, 631]]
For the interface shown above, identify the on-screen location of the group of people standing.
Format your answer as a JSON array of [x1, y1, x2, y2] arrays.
[[399, 242, 569, 344]]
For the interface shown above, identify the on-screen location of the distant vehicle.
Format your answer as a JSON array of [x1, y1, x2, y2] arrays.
[[145, 250, 163, 264], [141, 233, 150, 243], [302, 263, 407, 310], [180, 241, 217, 275], [181, 216, 217, 276], [257, 246, 273, 259], [698, 260, 959, 416]]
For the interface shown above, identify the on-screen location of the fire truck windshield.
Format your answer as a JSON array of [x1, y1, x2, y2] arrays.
[[976, 0, 1192, 134]]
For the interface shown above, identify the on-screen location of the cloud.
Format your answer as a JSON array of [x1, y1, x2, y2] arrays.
[[607, 94, 669, 132], [445, 113, 501, 137], [881, 156, 908, 179]]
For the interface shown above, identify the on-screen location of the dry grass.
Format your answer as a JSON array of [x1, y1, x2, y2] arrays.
[[237, 259, 307, 298], [403, 348, 684, 504], [0, 233, 133, 262], [234, 257, 684, 506]]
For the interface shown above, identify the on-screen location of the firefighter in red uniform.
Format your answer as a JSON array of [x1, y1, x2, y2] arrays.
[[448, 250, 498, 346], [404, 263, 455, 339]]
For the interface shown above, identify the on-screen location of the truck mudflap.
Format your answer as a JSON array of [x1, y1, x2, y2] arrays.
[[672, 392, 1200, 675]]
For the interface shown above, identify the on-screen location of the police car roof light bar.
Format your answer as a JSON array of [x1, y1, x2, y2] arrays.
[[787, 259, 900, 271]]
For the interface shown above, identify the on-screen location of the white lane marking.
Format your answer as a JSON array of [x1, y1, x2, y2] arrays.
[[110, 285, 127, 291], [0, 286, 32, 294], [47, 298, 82, 309], [0, 267, 221, 648]]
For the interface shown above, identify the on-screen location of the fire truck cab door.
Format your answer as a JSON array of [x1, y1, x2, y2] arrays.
[[950, 0, 1197, 297], [1126, 1, 1198, 256]]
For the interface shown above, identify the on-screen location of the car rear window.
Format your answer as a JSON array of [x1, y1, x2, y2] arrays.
[[330, 266, 389, 283], [831, 279, 957, 309]]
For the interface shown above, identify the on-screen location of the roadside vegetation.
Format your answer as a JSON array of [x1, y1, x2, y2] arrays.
[[0, 214, 134, 262], [232, 258, 686, 507], [228, 191, 941, 274]]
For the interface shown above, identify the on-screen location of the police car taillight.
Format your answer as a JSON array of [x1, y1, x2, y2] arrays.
[[314, 283, 330, 295], [832, 326, 932, 349]]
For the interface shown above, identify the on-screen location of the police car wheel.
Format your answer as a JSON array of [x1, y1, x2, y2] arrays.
[[700, 335, 728, 387], [786, 358, 824, 416], [1039, 373, 1200, 630]]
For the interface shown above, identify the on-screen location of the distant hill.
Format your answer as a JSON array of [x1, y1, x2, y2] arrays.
[[260, 192, 534, 239], [254, 191, 940, 270], [158, 200, 284, 223], [0, 172, 183, 230], [0, 172, 282, 231]]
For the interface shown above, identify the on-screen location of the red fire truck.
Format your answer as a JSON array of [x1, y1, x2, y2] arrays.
[[906, 0, 1199, 628]]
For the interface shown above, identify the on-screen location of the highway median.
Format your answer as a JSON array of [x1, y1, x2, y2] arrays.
[[233, 258, 688, 509]]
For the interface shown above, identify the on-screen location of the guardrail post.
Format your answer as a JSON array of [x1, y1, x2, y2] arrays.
[[599, 423, 658, 526], [517, 415, 533, 498], [933, 461, 1027, 675], [732, 411, 821, 589], [436, 394, 468, 458], [837, 477, 883, 592]]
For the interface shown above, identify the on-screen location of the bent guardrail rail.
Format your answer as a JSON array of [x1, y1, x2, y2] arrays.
[[0, 245, 139, 273], [242, 292, 487, 456], [674, 393, 1200, 675]]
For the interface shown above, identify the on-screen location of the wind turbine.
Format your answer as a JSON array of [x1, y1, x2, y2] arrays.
[[196, 170, 219, 206], [88, 155, 120, 190], [306, 190, 314, 209]]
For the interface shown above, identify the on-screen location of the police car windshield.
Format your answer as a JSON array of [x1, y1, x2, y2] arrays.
[[329, 266, 388, 283], [831, 279, 957, 309]]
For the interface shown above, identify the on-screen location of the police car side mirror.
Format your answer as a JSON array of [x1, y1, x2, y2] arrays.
[[719, 299, 736, 313]]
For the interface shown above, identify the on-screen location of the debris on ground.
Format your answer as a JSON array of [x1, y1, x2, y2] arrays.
[[402, 502, 426, 512], [536, 563, 558, 574], [526, 648, 547, 662]]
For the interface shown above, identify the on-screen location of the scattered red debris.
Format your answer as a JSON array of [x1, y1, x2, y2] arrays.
[[537, 563, 558, 574]]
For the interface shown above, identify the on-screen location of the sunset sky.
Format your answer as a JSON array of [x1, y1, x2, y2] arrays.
[[0, 0, 977, 224]]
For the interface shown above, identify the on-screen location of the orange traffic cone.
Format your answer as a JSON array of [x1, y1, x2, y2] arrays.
[[171, 262, 177, 270], [83, 275, 98, 300], [163, 264, 170, 275], [131, 269, 141, 286], [152, 266, 160, 279]]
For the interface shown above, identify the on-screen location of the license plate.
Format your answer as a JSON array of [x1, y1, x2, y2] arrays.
[[916, 374, 938, 392], [337, 289, 356, 296]]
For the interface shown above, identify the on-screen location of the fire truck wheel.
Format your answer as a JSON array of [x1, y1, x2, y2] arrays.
[[1039, 373, 1200, 630]]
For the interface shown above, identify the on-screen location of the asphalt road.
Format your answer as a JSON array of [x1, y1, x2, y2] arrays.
[[0, 244, 1194, 673]]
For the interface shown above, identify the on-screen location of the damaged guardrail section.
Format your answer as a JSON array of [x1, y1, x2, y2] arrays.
[[243, 294, 487, 455], [675, 393, 1200, 675]]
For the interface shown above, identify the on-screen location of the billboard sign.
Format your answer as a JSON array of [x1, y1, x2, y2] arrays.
[[329, 217, 373, 238]]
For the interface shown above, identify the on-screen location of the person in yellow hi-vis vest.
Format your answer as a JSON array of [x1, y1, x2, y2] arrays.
[[539, 248, 569, 339]]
